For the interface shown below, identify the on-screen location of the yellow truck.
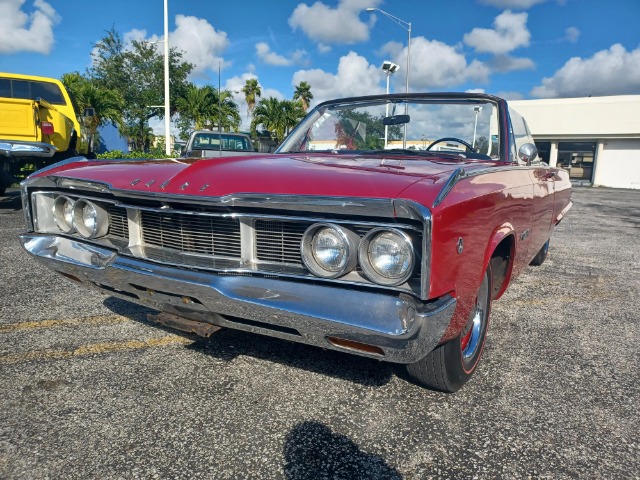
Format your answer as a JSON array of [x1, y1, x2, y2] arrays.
[[0, 72, 94, 195]]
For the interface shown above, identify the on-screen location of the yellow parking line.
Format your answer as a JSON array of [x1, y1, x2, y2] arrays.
[[0, 315, 131, 333], [0, 335, 193, 365]]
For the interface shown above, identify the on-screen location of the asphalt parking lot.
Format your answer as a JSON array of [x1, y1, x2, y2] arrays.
[[0, 186, 638, 479]]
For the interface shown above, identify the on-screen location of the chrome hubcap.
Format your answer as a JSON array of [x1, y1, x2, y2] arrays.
[[462, 308, 483, 359]]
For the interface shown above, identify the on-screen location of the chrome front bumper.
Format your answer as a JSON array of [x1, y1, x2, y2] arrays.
[[19, 234, 456, 364], [0, 140, 57, 157]]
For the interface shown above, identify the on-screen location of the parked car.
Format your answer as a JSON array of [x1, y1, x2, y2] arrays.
[[19, 93, 572, 392], [0, 72, 94, 195], [181, 131, 256, 157]]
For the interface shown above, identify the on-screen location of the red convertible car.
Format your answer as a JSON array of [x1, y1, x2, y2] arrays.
[[19, 93, 571, 392]]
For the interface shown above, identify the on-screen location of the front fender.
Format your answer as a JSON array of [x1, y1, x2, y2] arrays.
[[483, 223, 516, 300]]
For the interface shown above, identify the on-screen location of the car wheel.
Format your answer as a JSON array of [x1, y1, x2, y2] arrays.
[[405, 266, 492, 393], [530, 239, 550, 266]]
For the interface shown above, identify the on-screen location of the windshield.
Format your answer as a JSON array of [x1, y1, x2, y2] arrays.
[[277, 96, 501, 160]]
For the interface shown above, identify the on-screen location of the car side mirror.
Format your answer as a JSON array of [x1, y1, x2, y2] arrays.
[[518, 143, 538, 165]]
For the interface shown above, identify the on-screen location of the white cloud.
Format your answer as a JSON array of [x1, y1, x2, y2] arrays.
[[489, 54, 535, 72], [463, 10, 530, 55], [564, 26, 580, 43], [531, 44, 640, 98], [255, 42, 307, 66], [288, 0, 381, 44], [317, 43, 332, 54], [479, 0, 549, 8], [0, 0, 60, 54], [292, 51, 385, 105], [170, 15, 230, 76], [381, 37, 490, 89], [125, 15, 230, 78]]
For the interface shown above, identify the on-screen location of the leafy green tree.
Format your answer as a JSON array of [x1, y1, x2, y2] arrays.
[[293, 81, 313, 111], [61, 72, 124, 145], [241, 78, 261, 118], [90, 28, 193, 151]]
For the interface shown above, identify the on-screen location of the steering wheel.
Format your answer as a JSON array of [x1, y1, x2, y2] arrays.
[[427, 137, 476, 153]]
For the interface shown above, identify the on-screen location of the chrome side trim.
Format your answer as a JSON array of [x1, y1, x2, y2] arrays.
[[433, 167, 466, 208]]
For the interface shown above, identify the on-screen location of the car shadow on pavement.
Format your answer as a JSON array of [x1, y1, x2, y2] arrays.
[[0, 189, 22, 213], [103, 296, 395, 387], [283, 421, 402, 479]]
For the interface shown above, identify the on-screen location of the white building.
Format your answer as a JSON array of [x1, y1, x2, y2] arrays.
[[510, 95, 640, 190]]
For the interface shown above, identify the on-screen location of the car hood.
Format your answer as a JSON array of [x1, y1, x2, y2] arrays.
[[41, 153, 495, 201]]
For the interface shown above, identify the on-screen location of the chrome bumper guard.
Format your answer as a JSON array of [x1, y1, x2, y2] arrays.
[[20, 234, 455, 364], [0, 140, 57, 157]]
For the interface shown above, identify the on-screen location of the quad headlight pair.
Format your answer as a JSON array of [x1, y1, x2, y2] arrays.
[[301, 223, 414, 286], [52, 196, 109, 238]]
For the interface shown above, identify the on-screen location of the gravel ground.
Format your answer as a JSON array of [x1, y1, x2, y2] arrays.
[[0, 186, 638, 479]]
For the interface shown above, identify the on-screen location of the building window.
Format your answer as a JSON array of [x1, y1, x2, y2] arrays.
[[558, 141, 596, 182]]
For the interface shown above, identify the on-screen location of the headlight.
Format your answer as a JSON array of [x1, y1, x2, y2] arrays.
[[359, 228, 414, 286], [72, 199, 109, 238], [52, 196, 75, 234], [301, 223, 359, 278]]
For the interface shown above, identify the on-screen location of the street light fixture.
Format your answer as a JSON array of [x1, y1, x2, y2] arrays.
[[381, 61, 399, 149], [367, 7, 412, 148]]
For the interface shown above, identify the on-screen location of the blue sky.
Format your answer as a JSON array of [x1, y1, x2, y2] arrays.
[[1, 0, 639, 131]]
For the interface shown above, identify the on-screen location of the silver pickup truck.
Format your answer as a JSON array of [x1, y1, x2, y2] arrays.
[[182, 131, 256, 158]]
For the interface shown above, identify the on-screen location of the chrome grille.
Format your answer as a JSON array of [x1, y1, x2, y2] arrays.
[[107, 205, 129, 239], [255, 219, 309, 264], [140, 211, 241, 258]]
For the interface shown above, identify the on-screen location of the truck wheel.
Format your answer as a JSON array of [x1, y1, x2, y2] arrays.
[[405, 267, 492, 393], [530, 239, 550, 266]]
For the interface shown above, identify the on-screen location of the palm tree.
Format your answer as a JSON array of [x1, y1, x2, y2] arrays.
[[210, 89, 241, 132], [281, 99, 305, 137], [293, 81, 313, 112], [175, 83, 216, 131], [61, 72, 124, 143], [175, 84, 240, 137], [241, 78, 261, 118], [251, 98, 306, 144]]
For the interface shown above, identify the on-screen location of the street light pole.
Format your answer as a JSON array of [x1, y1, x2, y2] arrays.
[[473, 105, 482, 148], [381, 61, 399, 149], [367, 7, 411, 148], [163, 0, 171, 156], [366, 7, 411, 94]]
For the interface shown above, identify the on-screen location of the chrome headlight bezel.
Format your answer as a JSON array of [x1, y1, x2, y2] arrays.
[[52, 195, 76, 234], [300, 223, 359, 278], [72, 199, 109, 239], [358, 228, 415, 286]]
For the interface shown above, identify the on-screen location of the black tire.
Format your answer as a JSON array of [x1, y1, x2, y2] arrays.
[[530, 239, 550, 266], [405, 266, 492, 392]]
